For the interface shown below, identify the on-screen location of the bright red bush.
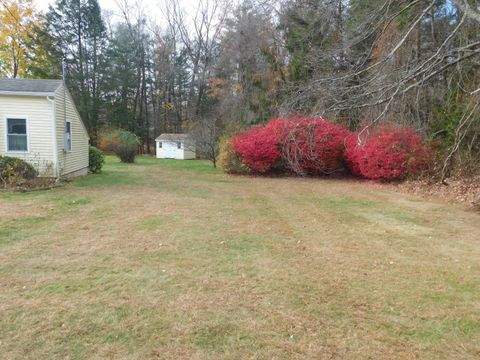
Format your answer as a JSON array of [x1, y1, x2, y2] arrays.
[[232, 124, 282, 173], [344, 127, 431, 180], [232, 117, 351, 174], [344, 133, 365, 177], [231, 118, 432, 180], [281, 117, 351, 175]]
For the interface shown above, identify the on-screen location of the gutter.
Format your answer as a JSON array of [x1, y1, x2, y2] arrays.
[[0, 91, 56, 97]]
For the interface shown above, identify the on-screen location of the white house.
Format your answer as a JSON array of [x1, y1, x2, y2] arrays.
[[156, 133, 196, 160], [0, 78, 89, 178]]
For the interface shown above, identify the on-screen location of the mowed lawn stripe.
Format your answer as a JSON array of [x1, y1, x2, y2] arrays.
[[0, 156, 479, 359]]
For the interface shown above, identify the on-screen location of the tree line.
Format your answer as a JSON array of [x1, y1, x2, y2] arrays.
[[0, 0, 479, 174]]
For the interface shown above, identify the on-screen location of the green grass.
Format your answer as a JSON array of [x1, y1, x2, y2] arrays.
[[0, 216, 50, 246], [136, 215, 168, 231], [73, 156, 224, 190], [1, 155, 479, 359]]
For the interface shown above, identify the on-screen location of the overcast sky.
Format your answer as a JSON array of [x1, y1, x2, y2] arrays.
[[35, 0, 133, 14], [32, 0, 200, 26]]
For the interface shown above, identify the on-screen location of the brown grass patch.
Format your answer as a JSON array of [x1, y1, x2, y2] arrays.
[[1, 156, 479, 359]]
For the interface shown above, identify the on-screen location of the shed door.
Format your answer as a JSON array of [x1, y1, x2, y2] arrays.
[[164, 141, 177, 158]]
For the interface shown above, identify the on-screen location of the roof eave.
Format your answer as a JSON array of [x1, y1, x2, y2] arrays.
[[156, 138, 190, 141], [0, 91, 56, 97]]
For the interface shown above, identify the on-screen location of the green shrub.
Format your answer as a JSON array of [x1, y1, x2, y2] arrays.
[[218, 137, 250, 174], [89, 146, 105, 173], [98, 129, 140, 163], [0, 156, 38, 185]]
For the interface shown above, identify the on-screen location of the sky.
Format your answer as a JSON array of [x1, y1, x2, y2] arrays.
[[35, 0, 135, 14], [32, 0, 200, 26]]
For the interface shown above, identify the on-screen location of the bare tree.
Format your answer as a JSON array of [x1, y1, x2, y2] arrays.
[[282, 1, 479, 126], [161, 0, 232, 118], [278, 0, 479, 176], [189, 115, 224, 167]]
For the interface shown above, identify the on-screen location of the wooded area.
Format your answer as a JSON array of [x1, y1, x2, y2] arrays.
[[1, 0, 479, 176]]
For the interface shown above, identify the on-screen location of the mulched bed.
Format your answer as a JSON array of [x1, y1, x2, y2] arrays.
[[0, 178, 63, 193]]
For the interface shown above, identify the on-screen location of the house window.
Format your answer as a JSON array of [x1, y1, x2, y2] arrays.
[[64, 121, 72, 151], [7, 118, 28, 152], [158, 142, 162, 148], [177, 142, 181, 149]]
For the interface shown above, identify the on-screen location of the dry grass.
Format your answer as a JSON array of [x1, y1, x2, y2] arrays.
[[1, 156, 479, 359]]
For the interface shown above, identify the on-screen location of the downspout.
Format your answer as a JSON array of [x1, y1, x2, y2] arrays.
[[63, 77, 67, 128], [62, 61, 67, 131], [47, 96, 60, 179]]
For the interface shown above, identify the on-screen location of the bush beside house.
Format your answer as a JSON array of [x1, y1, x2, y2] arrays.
[[0, 156, 38, 186], [89, 146, 105, 174]]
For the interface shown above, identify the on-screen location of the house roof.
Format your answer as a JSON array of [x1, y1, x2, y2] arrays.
[[0, 78, 63, 96], [156, 133, 190, 141]]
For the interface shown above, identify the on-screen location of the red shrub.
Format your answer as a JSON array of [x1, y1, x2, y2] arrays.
[[344, 133, 366, 177], [232, 124, 282, 173], [281, 117, 351, 175], [232, 116, 351, 175], [344, 127, 431, 180]]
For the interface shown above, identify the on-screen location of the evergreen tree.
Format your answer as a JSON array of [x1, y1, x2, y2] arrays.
[[46, 0, 107, 142]]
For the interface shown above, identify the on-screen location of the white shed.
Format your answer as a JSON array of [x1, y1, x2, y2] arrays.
[[0, 78, 90, 178], [156, 133, 196, 160]]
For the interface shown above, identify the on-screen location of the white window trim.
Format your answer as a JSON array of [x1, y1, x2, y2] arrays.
[[5, 116, 30, 154], [64, 120, 73, 152]]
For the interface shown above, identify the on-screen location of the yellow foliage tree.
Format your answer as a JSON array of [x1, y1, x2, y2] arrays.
[[0, 0, 41, 78]]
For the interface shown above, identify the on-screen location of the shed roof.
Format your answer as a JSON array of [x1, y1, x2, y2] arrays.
[[156, 133, 190, 141], [0, 78, 63, 96]]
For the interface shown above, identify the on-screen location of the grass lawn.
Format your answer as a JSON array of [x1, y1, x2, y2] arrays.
[[1, 156, 479, 359]]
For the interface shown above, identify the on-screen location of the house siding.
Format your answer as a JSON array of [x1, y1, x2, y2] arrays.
[[0, 95, 56, 176], [55, 85, 89, 176]]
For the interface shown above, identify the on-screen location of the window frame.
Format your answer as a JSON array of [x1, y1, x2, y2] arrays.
[[158, 141, 162, 148], [177, 141, 182, 149], [5, 117, 29, 153], [64, 120, 72, 152]]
